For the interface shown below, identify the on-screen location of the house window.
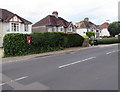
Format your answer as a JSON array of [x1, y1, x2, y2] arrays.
[[11, 23, 19, 32], [68, 27, 73, 32], [91, 29, 93, 32], [96, 30, 99, 33], [48, 28, 52, 32], [54, 27, 57, 32], [25, 24, 28, 32], [59, 26, 64, 32]]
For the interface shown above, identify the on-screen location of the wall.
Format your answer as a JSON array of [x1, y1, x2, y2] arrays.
[[7, 23, 32, 34], [32, 26, 47, 32], [0, 22, 3, 47], [0, 22, 9, 47], [100, 28, 110, 36], [9, 16, 32, 34], [76, 28, 87, 36], [32, 26, 64, 33], [32, 26, 75, 33], [0, 22, 32, 47]]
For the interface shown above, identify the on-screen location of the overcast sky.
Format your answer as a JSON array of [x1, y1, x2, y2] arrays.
[[0, 0, 119, 25]]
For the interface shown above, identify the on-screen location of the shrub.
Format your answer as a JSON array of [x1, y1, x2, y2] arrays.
[[3, 32, 84, 57], [61, 33, 84, 48], [108, 21, 120, 37], [86, 32, 95, 38], [3, 33, 31, 57], [97, 37, 120, 44]]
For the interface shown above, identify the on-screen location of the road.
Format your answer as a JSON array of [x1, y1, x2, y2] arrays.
[[1, 44, 119, 90]]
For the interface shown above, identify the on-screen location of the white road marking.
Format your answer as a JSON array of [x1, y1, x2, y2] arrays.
[[106, 50, 120, 55], [14, 76, 28, 81], [0, 76, 28, 86], [0, 83, 5, 86], [58, 57, 96, 69]]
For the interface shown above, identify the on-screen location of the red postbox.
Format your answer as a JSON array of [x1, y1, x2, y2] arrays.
[[26, 36, 31, 44]]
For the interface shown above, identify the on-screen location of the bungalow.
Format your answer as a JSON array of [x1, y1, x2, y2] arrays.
[[32, 11, 76, 33], [0, 9, 32, 47], [76, 18, 99, 38], [99, 22, 110, 37]]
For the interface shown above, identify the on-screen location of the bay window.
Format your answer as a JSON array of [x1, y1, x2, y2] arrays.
[[11, 23, 19, 32]]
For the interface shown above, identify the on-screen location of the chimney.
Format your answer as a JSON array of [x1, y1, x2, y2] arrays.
[[84, 18, 89, 22], [52, 11, 58, 18]]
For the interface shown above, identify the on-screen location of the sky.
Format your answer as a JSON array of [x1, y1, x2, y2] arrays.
[[0, 0, 119, 25]]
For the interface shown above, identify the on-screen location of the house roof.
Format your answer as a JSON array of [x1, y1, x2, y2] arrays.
[[99, 22, 109, 29], [76, 21, 96, 29], [0, 8, 32, 24], [32, 15, 72, 28]]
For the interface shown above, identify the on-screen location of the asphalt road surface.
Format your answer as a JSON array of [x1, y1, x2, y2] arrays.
[[1, 44, 119, 90]]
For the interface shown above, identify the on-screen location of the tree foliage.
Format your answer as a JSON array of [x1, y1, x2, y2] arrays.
[[86, 32, 95, 38], [108, 21, 120, 37]]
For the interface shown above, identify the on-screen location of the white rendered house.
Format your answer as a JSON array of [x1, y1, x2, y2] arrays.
[[99, 22, 110, 37], [0, 9, 32, 47], [76, 18, 98, 38]]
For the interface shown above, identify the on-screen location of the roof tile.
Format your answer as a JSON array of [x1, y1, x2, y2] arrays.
[[0, 9, 32, 24], [32, 15, 72, 27]]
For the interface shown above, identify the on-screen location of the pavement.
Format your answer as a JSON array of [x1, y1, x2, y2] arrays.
[[0, 48, 3, 58], [1, 43, 118, 63], [1, 44, 119, 90]]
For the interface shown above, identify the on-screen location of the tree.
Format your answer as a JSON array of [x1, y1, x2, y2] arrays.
[[86, 32, 95, 46], [86, 32, 95, 38], [108, 21, 120, 37]]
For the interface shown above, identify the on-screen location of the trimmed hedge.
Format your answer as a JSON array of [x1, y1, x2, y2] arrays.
[[3, 32, 84, 57], [3, 33, 30, 56], [97, 37, 120, 44]]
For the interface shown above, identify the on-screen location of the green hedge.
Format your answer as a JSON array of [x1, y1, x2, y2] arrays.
[[3, 32, 84, 57], [97, 37, 120, 44]]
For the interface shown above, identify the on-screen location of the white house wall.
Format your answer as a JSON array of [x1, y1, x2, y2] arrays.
[[58, 26, 65, 32], [76, 28, 87, 36], [28, 25, 32, 34], [76, 28, 97, 38], [0, 22, 3, 47], [10, 16, 22, 22], [7, 22, 32, 34], [18, 24, 32, 34], [100, 28, 110, 36], [2, 23, 8, 38], [0, 22, 32, 47], [9, 16, 32, 34]]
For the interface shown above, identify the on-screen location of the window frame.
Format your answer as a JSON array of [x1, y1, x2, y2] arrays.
[[68, 27, 73, 32], [24, 24, 28, 32], [11, 22, 19, 32]]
